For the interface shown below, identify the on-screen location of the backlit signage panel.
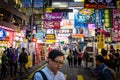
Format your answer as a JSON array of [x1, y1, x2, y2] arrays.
[[95, 9, 103, 28], [112, 9, 120, 41], [44, 13, 62, 21], [60, 19, 74, 29], [44, 21, 60, 29], [22, 0, 31, 7], [0, 28, 6, 40], [45, 34, 55, 40], [74, 9, 95, 28], [103, 9, 111, 28], [34, 0, 43, 8], [85, 0, 116, 9]]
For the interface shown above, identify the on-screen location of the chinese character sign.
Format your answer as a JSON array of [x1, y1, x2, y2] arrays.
[[112, 9, 120, 41], [85, 0, 116, 9]]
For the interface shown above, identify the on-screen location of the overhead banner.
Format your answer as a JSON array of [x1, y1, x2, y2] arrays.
[[34, 0, 43, 8], [112, 9, 120, 41], [22, 0, 31, 7], [44, 13, 62, 21], [85, 0, 116, 9], [44, 21, 60, 29]]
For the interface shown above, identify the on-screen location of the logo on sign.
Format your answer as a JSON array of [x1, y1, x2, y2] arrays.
[[0, 29, 6, 40]]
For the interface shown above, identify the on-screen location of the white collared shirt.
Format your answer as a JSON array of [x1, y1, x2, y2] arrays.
[[33, 66, 65, 80]]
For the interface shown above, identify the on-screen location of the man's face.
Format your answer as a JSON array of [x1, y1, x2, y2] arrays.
[[48, 56, 65, 72]]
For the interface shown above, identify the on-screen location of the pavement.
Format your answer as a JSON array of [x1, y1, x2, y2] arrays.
[[0, 61, 47, 80]]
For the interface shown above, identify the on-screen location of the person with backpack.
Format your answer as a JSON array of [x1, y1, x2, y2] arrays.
[[32, 49, 65, 80], [67, 49, 73, 67], [19, 47, 28, 74], [95, 55, 116, 80]]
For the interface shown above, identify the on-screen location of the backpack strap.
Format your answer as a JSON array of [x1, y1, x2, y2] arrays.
[[38, 70, 48, 80], [32, 70, 48, 80]]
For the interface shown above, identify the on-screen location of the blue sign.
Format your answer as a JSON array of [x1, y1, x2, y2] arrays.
[[22, 0, 31, 7], [95, 9, 103, 28], [34, 0, 44, 8], [74, 12, 95, 28], [0, 29, 6, 40]]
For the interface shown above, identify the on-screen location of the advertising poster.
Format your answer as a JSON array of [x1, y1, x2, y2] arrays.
[[74, 8, 95, 28], [60, 19, 74, 29], [44, 21, 60, 29]]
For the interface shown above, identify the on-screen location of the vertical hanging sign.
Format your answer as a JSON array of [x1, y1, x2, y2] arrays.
[[112, 9, 120, 41], [103, 9, 111, 28], [95, 9, 103, 28]]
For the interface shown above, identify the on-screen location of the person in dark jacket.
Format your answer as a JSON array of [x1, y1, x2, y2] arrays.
[[1, 50, 7, 78], [67, 49, 73, 67], [19, 47, 28, 74], [95, 55, 112, 80]]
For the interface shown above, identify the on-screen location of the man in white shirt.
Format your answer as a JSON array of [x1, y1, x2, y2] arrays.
[[33, 49, 65, 80]]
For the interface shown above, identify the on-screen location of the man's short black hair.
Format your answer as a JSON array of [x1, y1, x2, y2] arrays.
[[22, 47, 25, 51], [96, 55, 104, 63], [48, 49, 64, 61]]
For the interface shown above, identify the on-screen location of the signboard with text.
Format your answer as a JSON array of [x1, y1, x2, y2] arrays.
[[44, 12, 62, 21], [34, 0, 43, 8], [112, 9, 120, 41], [85, 0, 116, 9], [44, 21, 60, 29], [22, 0, 31, 7]]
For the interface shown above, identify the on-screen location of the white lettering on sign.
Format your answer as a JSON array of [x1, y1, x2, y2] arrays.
[[45, 14, 61, 20], [0, 30, 4, 37]]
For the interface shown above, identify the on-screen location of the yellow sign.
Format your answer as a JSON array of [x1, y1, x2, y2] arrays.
[[45, 34, 55, 40], [116, 44, 120, 50], [46, 8, 54, 13], [46, 40, 55, 43], [97, 34, 104, 49]]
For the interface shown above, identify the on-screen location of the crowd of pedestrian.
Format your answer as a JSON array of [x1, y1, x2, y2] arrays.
[[0, 46, 29, 79], [67, 47, 84, 68]]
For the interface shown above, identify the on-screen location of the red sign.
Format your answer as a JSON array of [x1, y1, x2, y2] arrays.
[[85, 0, 116, 9], [32, 38, 37, 42], [44, 21, 60, 29]]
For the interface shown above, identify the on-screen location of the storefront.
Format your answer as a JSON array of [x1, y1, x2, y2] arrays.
[[0, 25, 14, 63]]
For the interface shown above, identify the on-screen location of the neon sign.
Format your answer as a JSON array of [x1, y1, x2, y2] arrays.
[[85, 0, 116, 9]]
